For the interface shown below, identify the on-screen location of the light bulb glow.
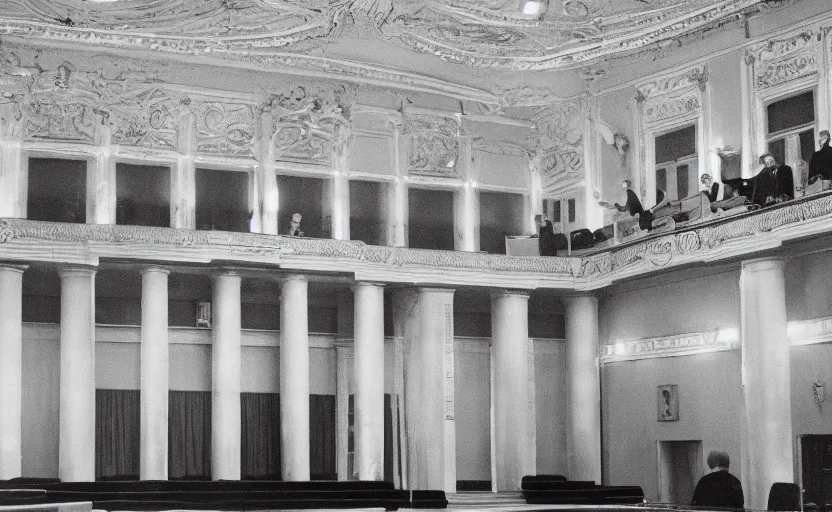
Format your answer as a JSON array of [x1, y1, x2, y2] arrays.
[[522, 0, 542, 15]]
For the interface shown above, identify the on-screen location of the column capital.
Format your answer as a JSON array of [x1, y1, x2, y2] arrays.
[[491, 289, 531, 300], [416, 286, 455, 295], [741, 257, 787, 274], [0, 263, 28, 274], [58, 265, 97, 278], [283, 273, 308, 284], [351, 281, 386, 291], [140, 266, 170, 276]]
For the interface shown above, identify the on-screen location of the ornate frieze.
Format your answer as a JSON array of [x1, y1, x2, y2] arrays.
[[109, 88, 182, 150], [402, 112, 460, 178], [746, 31, 817, 90]]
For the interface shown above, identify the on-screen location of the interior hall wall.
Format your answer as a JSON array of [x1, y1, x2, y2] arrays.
[[598, 266, 740, 344], [454, 339, 491, 481], [535, 339, 567, 476], [601, 352, 743, 501], [707, 49, 744, 159]]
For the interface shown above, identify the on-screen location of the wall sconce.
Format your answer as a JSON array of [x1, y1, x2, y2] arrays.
[[813, 381, 825, 404]]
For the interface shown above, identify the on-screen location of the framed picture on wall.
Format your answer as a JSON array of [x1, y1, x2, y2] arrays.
[[657, 384, 679, 421]]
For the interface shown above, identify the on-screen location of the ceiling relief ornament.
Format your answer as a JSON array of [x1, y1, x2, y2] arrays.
[[745, 31, 817, 90], [0, 0, 793, 79], [529, 98, 585, 194], [402, 112, 461, 178], [268, 83, 355, 165]]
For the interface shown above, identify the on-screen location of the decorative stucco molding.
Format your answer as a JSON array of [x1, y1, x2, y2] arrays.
[[600, 330, 738, 363], [576, 191, 832, 285], [402, 112, 460, 178], [529, 98, 586, 195], [745, 30, 817, 90], [0, 218, 575, 276]]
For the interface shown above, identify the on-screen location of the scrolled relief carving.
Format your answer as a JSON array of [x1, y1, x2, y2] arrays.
[[109, 87, 180, 150], [643, 90, 701, 124], [636, 65, 708, 102], [754, 52, 816, 89], [269, 84, 355, 164], [530, 99, 584, 193], [403, 113, 460, 178], [195, 99, 256, 156]]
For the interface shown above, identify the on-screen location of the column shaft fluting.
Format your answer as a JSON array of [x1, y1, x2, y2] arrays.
[[0, 265, 26, 479], [353, 283, 385, 480], [59, 267, 97, 482], [564, 294, 601, 483], [140, 267, 170, 480], [211, 272, 241, 480], [491, 290, 533, 491], [280, 275, 310, 481], [740, 258, 793, 509]]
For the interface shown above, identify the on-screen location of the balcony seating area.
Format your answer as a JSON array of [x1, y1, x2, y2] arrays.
[[0, 479, 447, 510], [521, 475, 644, 505]]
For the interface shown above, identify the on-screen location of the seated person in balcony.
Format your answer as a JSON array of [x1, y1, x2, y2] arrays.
[[599, 180, 653, 231], [808, 130, 832, 187], [701, 173, 720, 202], [287, 212, 304, 236], [751, 153, 794, 207], [534, 214, 557, 256]]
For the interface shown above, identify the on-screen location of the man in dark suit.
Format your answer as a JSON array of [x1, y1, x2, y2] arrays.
[[752, 153, 794, 207], [534, 214, 557, 256], [691, 450, 744, 509], [809, 129, 832, 184]]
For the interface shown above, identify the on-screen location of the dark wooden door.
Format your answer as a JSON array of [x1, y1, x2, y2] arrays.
[[802, 435, 832, 510]]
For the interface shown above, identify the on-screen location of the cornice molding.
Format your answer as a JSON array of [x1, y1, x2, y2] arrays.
[[600, 330, 738, 363]]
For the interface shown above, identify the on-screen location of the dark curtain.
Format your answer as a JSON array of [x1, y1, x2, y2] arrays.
[[310, 395, 336, 480], [241, 393, 281, 479], [384, 393, 394, 483], [95, 389, 140, 480], [168, 391, 211, 480]]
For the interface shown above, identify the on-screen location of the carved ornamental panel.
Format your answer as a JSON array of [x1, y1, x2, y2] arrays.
[[746, 31, 818, 91], [402, 113, 460, 178], [194, 99, 256, 156], [529, 99, 585, 194], [636, 65, 707, 126]]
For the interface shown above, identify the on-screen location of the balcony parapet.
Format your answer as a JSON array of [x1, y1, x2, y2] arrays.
[[0, 218, 574, 288], [3, 189, 832, 289], [575, 190, 832, 288]]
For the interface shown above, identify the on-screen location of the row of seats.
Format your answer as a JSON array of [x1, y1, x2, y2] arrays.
[[521, 475, 645, 505], [0, 479, 447, 510]]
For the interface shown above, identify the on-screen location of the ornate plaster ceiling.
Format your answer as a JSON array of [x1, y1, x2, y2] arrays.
[[0, 0, 793, 94]]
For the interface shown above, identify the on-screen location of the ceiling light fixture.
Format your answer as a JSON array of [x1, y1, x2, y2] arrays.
[[521, 0, 547, 16]]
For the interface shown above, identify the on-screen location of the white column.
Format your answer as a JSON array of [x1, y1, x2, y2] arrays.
[[740, 258, 793, 509], [0, 265, 26, 479], [330, 174, 351, 240], [386, 121, 408, 247], [0, 139, 25, 219], [818, 31, 831, 135], [454, 138, 479, 252], [564, 294, 601, 483], [172, 111, 196, 230], [211, 272, 241, 480], [491, 290, 533, 491], [87, 125, 116, 225], [740, 54, 755, 179], [280, 274, 310, 481], [583, 99, 604, 231], [398, 287, 455, 491], [353, 283, 385, 480], [140, 267, 169, 480], [257, 110, 279, 235], [59, 267, 97, 482]]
